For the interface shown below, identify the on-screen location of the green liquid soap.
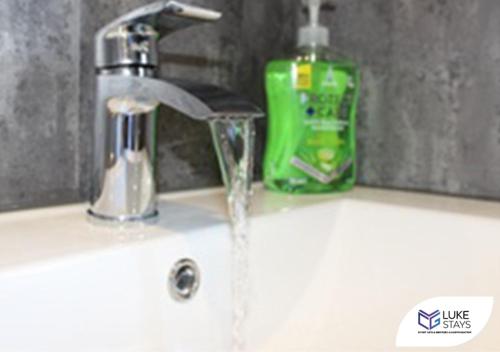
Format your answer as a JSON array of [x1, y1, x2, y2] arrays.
[[263, 0, 360, 194]]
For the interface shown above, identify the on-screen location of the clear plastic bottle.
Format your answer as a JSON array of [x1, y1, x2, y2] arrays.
[[264, 0, 360, 194]]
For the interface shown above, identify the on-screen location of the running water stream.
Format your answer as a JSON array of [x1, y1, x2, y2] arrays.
[[209, 118, 256, 352]]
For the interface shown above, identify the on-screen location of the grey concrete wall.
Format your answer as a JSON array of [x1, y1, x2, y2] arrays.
[[0, 0, 80, 211], [330, 0, 500, 199], [2, 0, 500, 211]]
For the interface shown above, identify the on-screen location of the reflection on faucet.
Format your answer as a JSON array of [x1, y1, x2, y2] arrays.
[[88, 1, 263, 222]]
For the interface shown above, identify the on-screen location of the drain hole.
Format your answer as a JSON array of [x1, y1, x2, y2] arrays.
[[169, 259, 200, 301]]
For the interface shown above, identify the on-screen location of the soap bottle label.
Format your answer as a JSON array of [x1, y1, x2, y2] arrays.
[[264, 58, 360, 193], [290, 64, 354, 184]]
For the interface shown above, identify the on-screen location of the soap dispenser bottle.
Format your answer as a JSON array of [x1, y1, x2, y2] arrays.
[[264, 0, 360, 194]]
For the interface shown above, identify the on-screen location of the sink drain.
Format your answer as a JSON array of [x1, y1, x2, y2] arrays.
[[169, 258, 200, 301]]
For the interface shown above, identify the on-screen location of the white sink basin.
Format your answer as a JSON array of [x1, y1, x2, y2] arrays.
[[0, 186, 499, 351]]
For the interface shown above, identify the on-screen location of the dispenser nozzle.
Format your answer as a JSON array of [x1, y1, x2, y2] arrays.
[[298, 0, 330, 48], [303, 0, 321, 27]]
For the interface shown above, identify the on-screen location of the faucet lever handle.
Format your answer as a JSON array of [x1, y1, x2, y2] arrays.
[[115, 1, 221, 36], [95, 1, 222, 69]]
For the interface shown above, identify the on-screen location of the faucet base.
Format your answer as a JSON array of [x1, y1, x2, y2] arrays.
[[87, 209, 159, 225]]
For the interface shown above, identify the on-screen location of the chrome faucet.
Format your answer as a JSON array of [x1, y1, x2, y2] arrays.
[[89, 1, 263, 222]]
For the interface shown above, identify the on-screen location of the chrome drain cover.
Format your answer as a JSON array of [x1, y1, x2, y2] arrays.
[[169, 258, 200, 301]]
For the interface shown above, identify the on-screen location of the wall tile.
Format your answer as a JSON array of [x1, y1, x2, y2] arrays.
[[331, 0, 500, 199], [0, 0, 79, 211]]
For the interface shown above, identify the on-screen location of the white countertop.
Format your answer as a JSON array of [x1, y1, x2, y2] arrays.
[[1, 185, 500, 273]]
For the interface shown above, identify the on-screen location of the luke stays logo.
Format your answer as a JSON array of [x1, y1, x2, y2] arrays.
[[396, 297, 494, 347], [418, 310, 440, 330], [418, 309, 472, 333]]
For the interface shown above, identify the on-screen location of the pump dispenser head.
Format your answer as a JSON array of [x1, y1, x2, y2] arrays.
[[298, 0, 329, 48]]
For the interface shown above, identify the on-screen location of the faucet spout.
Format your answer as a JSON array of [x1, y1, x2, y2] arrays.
[[97, 75, 264, 121]]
